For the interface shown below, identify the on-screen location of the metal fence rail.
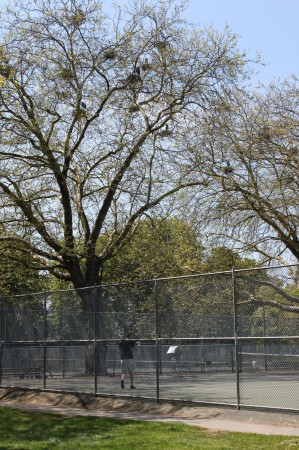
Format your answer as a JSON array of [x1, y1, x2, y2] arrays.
[[1, 264, 299, 412]]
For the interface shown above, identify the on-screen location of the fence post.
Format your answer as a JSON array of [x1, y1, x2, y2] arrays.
[[154, 279, 160, 403], [232, 268, 241, 409], [262, 305, 268, 370], [43, 290, 47, 391], [0, 297, 2, 386], [62, 301, 66, 378], [62, 341, 66, 378], [93, 285, 98, 396]]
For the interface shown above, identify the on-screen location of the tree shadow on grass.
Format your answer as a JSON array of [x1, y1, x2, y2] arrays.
[[0, 406, 130, 448]]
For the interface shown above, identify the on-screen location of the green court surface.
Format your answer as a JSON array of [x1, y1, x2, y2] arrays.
[[2, 370, 299, 411]]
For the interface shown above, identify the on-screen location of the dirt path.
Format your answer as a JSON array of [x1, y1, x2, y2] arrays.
[[1, 388, 299, 436]]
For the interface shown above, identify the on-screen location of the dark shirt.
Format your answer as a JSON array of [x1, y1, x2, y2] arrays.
[[119, 339, 135, 359]]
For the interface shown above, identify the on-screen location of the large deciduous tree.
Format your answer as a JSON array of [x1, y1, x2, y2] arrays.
[[0, 0, 250, 309], [186, 77, 299, 266], [178, 76, 299, 318]]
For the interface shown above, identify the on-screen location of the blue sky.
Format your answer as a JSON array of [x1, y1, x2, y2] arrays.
[[184, 0, 299, 86], [0, 0, 298, 87]]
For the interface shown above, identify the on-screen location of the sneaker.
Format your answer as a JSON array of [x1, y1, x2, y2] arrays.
[[130, 385, 136, 389], [121, 380, 124, 389]]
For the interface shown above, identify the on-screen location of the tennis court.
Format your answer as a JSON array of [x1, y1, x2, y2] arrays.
[[2, 264, 299, 412], [2, 362, 299, 411]]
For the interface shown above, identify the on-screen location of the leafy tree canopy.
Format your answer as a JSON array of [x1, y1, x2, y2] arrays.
[[102, 217, 203, 282], [201, 246, 256, 273], [0, 250, 46, 296]]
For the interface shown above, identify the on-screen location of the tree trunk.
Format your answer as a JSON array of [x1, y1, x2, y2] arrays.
[[75, 285, 108, 374]]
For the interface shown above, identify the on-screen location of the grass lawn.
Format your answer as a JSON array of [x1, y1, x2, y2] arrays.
[[0, 406, 298, 449]]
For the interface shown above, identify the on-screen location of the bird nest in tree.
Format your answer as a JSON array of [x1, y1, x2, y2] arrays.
[[159, 124, 172, 137], [141, 60, 151, 71], [258, 127, 271, 141], [0, 63, 13, 78], [104, 49, 117, 60], [127, 72, 141, 84], [71, 10, 85, 26], [221, 165, 233, 174], [57, 67, 74, 81], [128, 104, 139, 113], [59, 91, 70, 100], [155, 40, 168, 50], [72, 109, 87, 119], [159, 129, 172, 138]]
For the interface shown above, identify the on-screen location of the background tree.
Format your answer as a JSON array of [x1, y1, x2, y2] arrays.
[[186, 76, 299, 266], [0, 0, 251, 310], [0, 246, 47, 296], [0, 225, 47, 298], [201, 246, 256, 273], [102, 217, 203, 282]]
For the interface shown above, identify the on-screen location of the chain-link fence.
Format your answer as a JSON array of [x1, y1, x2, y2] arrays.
[[1, 265, 299, 411]]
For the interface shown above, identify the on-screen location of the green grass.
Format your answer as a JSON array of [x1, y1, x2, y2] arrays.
[[0, 406, 298, 449]]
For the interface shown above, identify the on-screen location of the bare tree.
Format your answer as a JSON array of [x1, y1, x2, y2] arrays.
[[0, 0, 250, 309]]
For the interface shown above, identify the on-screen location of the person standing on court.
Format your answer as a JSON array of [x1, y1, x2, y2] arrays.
[[119, 332, 136, 389]]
